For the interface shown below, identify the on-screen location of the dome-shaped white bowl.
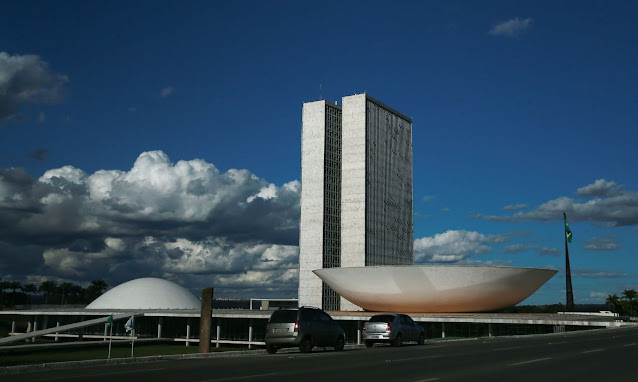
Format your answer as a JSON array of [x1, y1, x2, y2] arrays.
[[85, 277, 200, 310], [314, 265, 557, 312]]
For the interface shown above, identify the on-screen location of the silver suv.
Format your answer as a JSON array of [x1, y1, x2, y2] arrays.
[[264, 307, 345, 354], [363, 314, 425, 347]]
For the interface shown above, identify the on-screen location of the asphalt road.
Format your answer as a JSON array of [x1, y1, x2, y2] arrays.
[[6, 326, 638, 382]]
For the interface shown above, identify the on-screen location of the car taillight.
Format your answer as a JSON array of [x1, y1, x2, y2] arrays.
[[294, 320, 299, 332], [362, 325, 366, 332], [266, 322, 270, 331], [386, 323, 392, 331]]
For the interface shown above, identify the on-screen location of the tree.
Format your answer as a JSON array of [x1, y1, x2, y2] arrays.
[[21, 283, 38, 304], [606, 294, 620, 313], [39, 281, 57, 304], [7, 281, 22, 307], [85, 279, 108, 303], [67, 284, 85, 304], [622, 289, 637, 317], [7, 281, 22, 294], [0, 279, 9, 307], [622, 289, 637, 301], [58, 282, 75, 305]]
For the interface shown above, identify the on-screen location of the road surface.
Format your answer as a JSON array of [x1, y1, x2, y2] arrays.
[[5, 326, 638, 382]]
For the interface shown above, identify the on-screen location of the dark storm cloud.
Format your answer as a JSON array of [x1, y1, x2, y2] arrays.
[[0, 52, 68, 124]]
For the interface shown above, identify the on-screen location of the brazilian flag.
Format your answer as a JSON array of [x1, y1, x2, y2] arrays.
[[564, 220, 573, 244]]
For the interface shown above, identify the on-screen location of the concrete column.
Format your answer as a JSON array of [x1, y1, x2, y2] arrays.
[[248, 319, 253, 350], [488, 323, 493, 338], [216, 322, 221, 348], [32, 321, 38, 342], [357, 321, 361, 345], [11, 321, 16, 334], [27, 321, 32, 333], [199, 287, 213, 353], [441, 323, 446, 339], [55, 321, 60, 342], [158, 317, 163, 338], [79, 316, 84, 342], [186, 320, 191, 347]]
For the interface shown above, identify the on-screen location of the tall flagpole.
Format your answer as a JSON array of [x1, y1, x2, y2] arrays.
[[564, 212, 574, 309]]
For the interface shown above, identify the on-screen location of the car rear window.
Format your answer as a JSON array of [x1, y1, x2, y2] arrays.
[[368, 315, 395, 323], [269, 310, 298, 323]]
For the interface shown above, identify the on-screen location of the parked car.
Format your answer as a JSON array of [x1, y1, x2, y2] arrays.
[[363, 314, 425, 347], [264, 306, 346, 354]]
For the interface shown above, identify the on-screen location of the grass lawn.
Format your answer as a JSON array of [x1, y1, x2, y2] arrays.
[[0, 342, 245, 367]]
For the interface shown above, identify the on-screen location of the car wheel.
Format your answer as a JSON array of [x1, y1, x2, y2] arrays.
[[417, 333, 425, 345], [299, 336, 313, 353], [365, 340, 374, 348], [334, 336, 345, 351], [266, 344, 278, 354], [392, 334, 402, 347]]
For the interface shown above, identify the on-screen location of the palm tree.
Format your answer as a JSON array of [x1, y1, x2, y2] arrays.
[[7, 281, 22, 307], [606, 294, 621, 313], [58, 282, 75, 305], [622, 289, 637, 316], [39, 281, 57, 304], [0, 279, 9, 307], [21, 283, 38, 304], [85, 279, 108, 303], [67, 284, 85, 304], [623, 289, 637, 301]]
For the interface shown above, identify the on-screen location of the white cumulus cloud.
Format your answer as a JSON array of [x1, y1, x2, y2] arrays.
[[0, 151, 301, 296], [414, 230, 508, 263]]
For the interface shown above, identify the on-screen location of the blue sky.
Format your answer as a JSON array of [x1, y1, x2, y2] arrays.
[[1, 1, 637, 305]]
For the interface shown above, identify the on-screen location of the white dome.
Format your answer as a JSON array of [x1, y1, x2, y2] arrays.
[[314, 265, 557, 313], [85, 278, 200, 310]]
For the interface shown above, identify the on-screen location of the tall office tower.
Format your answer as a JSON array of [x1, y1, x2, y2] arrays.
[[299, 100, 343, 311], [298, 94, 413, 311], [340, 94, 413, 311]]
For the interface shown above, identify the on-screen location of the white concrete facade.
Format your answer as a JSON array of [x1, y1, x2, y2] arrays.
[[340, 95, 368, 311], [298, 101, 329, 309], [340, 94, 414, 310]]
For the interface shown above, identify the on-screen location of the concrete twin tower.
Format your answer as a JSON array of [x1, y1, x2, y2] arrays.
[[298, 94, 414, 311]]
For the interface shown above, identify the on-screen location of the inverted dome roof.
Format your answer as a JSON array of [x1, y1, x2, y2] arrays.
[[314, 265, 557, 313], [85, 277, 200, 310]]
